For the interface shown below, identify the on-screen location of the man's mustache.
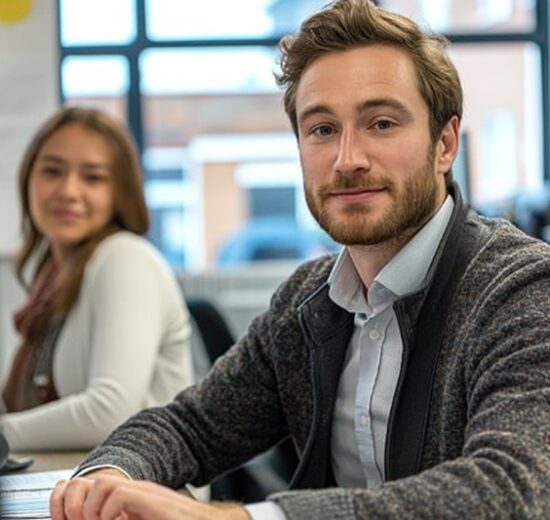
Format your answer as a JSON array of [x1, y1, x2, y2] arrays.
[[316, 175, 395, 198]]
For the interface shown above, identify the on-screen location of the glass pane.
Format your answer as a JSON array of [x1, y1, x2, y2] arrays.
[[449, 42, 542, 209], [141, 46, 289, 148], [140, 47, 279, 95], [145, 0, 325, 41], [60, 0, 136, 46], [61, 55, 129, 122], [379, 0, 536, 33], [140, 44, 338, 268]]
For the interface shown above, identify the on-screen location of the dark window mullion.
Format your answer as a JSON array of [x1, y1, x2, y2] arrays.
[[446, 31, 544, 45], [536, 0, 550, 181], [127, 0, 146, 155]]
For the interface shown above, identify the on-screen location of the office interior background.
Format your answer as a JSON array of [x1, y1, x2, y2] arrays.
[[0, 0, 549, 375]]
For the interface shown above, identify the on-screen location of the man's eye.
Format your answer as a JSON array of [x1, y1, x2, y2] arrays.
[[373, 120, 394, 130], [313, 125, 334, 137]]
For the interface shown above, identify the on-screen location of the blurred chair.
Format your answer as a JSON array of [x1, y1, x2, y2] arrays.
[[186, 298, 298, 502], [187, 298, 235, 364]]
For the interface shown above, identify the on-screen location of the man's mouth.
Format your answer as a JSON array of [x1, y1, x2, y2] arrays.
[[329, 187, 387, 202]]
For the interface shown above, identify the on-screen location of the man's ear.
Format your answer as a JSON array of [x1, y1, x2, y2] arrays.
[[436, 115, 460, 174]]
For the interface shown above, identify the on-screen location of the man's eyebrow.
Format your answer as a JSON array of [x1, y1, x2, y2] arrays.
[[297, 104, 336, 127], [297, 98, 413, 127], [355, 98, 412, 117]]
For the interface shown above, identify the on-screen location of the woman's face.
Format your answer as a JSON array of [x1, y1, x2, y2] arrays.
[[28, 123, 116, 263]]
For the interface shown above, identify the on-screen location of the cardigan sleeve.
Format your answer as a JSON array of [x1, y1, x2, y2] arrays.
[[0, 233, 193, 451]]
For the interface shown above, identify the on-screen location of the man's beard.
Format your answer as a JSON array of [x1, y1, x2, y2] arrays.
[[304, 145, 440, 246]]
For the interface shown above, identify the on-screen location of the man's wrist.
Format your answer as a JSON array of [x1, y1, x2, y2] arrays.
[[72, 464, 131, 480]]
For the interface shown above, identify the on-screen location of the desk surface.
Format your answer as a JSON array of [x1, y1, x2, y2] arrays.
[[9, 451, 205, 500], [11, 451, 88, 473]]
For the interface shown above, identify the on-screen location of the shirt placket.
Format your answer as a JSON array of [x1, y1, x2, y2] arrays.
[[354, 302, 393, 488]]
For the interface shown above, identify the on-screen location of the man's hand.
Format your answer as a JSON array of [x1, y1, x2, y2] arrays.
[[50, 474, 250, 520], [50, 469, 129, 520]]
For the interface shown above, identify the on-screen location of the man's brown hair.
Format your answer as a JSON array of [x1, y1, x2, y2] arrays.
[[275, 0, 463, 147]]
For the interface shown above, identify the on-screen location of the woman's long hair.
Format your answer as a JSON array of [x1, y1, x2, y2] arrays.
[[16, 106, 150, 318]]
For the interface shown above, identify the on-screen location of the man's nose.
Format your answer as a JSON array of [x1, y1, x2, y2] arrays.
[[334, 128, 371, 176]]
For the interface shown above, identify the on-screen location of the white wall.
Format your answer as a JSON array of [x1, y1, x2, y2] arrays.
[[0, 0, 58, 254], [0, 0, 59, 377]]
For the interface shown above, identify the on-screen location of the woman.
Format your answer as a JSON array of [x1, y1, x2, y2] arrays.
[[0, 107, 194, 451]]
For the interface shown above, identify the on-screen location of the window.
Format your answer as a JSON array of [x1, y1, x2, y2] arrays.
[[379, 0, 546, 215], [62, 55, 129, 120], [58, 0, 335, 269], [59, 0, 136, 46], [58, 0, 549, 267], [145, 0, 299, 40], [381, 0, 536, 33], [449, 43, 543, 206]]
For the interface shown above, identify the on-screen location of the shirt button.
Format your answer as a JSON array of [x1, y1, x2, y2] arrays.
[[360, 415, 368, 426], [368, 329, 380, 341]]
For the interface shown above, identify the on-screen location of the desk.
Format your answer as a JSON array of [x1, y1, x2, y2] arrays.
[[1, 452, 87, 520], [10, 451, 207, 500], [11, 451, 88, 473]]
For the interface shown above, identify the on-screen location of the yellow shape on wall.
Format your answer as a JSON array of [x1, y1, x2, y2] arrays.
[[0, 0, 33, 23]]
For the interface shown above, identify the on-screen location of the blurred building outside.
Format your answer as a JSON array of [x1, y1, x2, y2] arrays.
[[58, 0, 546, 273]]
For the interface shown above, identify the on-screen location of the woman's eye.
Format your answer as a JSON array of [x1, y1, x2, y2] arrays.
[[42, 167, 61, 177], [83, 171, 109, 183], [85, 174, 104, 183]]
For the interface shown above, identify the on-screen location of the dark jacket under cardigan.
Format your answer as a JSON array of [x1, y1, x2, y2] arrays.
[[79, 187, 550, 519]]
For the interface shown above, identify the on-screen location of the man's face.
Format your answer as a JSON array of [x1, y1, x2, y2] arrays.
[[295, 44, 451, 246]]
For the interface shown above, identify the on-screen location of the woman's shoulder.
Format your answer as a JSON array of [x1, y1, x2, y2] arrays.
[[87, 231, 171, 277], [74, 232, 186, 318], [96, 230, 158, 255]]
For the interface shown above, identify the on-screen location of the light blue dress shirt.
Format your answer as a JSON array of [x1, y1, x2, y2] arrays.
[[246, 196, 454, 519], [329, 195, 454, 488]]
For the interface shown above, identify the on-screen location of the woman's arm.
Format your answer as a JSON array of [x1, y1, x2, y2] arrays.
[[0, 233, 192, 450]]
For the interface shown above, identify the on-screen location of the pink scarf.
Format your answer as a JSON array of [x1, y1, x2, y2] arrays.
[[3, 258, 60, 412]]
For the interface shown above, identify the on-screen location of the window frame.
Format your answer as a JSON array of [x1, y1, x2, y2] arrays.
[[56, 0, 550, 180]]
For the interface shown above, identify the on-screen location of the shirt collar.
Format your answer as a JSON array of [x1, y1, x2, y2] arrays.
[[377, 195, 454, 297], [328, 195, 454, 313]]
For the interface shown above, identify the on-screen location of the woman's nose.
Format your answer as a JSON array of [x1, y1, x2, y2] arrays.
[[57, 172, 81, 198]]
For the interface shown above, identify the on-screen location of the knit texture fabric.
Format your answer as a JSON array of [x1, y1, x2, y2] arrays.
[[78, 214, 550, 519]]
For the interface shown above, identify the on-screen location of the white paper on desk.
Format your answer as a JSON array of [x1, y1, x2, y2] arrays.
[[0, 469, 73, 491], [0, 469, 74, 518]]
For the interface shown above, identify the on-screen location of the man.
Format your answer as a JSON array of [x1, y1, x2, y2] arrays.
[[51, 1, 550, 519]]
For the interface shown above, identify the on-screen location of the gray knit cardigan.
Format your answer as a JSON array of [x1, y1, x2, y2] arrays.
[[79, 194, 550, 519]]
